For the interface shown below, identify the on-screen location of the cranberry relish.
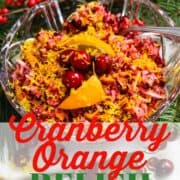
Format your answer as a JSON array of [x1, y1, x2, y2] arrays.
[[11, 2, 166, 122]]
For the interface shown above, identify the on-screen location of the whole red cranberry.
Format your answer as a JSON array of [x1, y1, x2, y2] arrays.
[[0, 8, 9, 14], [103, 14, 114, 24], [95, 54, 112, 75], [70, 50, 91, 70], [63, 71, 84, 89], [155, 159, 174, 177]]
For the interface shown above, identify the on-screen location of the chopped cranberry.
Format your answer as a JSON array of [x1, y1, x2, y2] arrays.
[[34, 106, 43, 117], [132, 18, 144, 26], [63, 71, 84, 89], [119, 16, 130, 30], [150, 45, 160, 58], [71, 19, 82, 28], [101, 33, 110, 41], [54, 32, 62, 40], [95, 54, 112, 75], [46, 38, 56, 50], [65, 18, 87, 32], [103, 13, 119, 34], [54, 32, 61, 36], [63, 21, 77, 34], [70, 50, 91, 70], [112, 26, 119, 34], [29, 85, 41, 98], [47, 98, 60, 106]]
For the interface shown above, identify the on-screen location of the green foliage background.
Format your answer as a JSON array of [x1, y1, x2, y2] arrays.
[[0, 0, 179, 121]]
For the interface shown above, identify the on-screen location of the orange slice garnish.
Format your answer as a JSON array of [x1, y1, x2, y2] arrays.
[[62, 34, 115, 56], [60, 75, 105, 109]]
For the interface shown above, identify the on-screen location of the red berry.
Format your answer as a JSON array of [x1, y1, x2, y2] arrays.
[[112, 25, 119, 33], [0, 8, 9, 14], [155, 159, 174, 177], [70, 50, 91, 70], [15, 1, 24, 6], [5, 0, 14, 6], [159, 141, 168, 150], [5, 0, 24, 6], [0, 16, 8, 24], [63, 71, 84, 89], [59, 49, 75, 65], [54, 32, 62, 39], [95, 54, 112, 75], [28, 0, 38, 7], [147, 157, 159, 171]]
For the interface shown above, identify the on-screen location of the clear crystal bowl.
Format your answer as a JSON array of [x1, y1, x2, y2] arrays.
[[0, 0, 179, 121]]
